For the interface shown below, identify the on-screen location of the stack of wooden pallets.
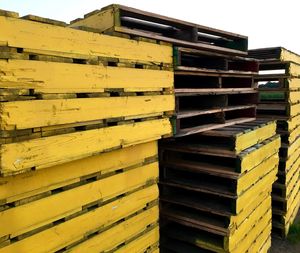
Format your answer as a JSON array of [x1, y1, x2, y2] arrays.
[[69, 4, 258, 137], [159, 120, 280, 253], [249, 47, 300, 237], [0, 10, 174, 252]]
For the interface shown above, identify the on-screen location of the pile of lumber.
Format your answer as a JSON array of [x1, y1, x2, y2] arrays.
[[0, 10, 174, 252], [69, 4, 258, 137], [249, 47, 300, 237], [159, 120, 280, 252]]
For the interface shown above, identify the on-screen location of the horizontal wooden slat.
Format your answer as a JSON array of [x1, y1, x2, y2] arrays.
[[0, 185, 158, 253], [114, 227, 159, 253], [0, 118, 172, 175], [0, 162, 158, 238], [0, 16, 172, 64], [239, 136, 280, 172], [0, 141, 157, 204], [0, 60, 173, 93], [0, 95, 174, 130], [67, 207, 158, 253]]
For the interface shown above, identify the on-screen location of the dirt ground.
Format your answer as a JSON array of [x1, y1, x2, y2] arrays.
[[270, 211, 300, 253]]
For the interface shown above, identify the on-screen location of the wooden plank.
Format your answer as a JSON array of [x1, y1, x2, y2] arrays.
[[0, 185, 158, 253], [230, 191, 270, 229], [175, 117, 256, 137], [0, 95, 174, 130], [236, 168, 277, 214], [113, 227, 159, 253], [0, 141, 157, 204], [280, 48, 300, 65], [239, 135, 280, 173], [0, 16, 172, 64], [231, 212, 271, 253], [66, 207, 158, 253], [234, 121, 276, 152], [228, 197, 271, 249], [237, 154, 278, 195], [0, 60, 173, 93], [0, 162, 158, 238], [0, 118, 171, 175]]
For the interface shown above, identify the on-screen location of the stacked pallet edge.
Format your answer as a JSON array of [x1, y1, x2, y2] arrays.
[[0, 9, 173, 253], [0, 4, 299, 253], [249, 47, 300, 237]]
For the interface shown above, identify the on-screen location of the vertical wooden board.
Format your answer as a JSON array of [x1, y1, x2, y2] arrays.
[[70, 8, 115, 32], [0, 141, 157, 204], [236, 168, 277, 213], [0, 119, 172, 175], [239, 136, 280, 173], [0, 60, 173, 92], [237, 154, 278, 195], [0, 185, 159, 253], [0, 16, 172, 64], [0, 95, 175, 130], [114, 227, 159, 253], [235, 121, 276, 153], [66, 206, 158, 253], [0, 162, 158, 238]]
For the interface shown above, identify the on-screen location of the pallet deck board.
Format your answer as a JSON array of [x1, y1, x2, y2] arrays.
[[0, 118, 171, 175]]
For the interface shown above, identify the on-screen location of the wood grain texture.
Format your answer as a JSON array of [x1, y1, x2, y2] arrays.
[[0, 60, 173, 93], [0, 95, 174, 130], [0, 141, 157, 204], [0, 185, 158, 253], [0, 162, 158, 238], [66, 207, 158, 253], [0, 118, 171, 175], [0, 16, 172, 64]]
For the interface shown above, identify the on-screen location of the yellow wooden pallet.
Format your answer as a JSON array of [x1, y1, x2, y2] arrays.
[[238, 135, 280, 173], [0, 59, 173, 94], [113, 226, 159, 253], [236, 153, 278, 195], [0, 184, 158, 252], [0, 95, 174, 130], [0, 141, 157, 205], [0, 161, 158, 239], [0, 15, 172, 65], [65, 208, 158, 252], [279, 47, 300, 65], [0, 118, 172, 176]]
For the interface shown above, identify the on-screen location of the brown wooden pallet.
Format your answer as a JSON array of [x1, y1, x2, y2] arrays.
[[175, 72, 254, 90], [159, 165, 276, 215], [258, 101, 300, 117], [249, 47, 300, 64], [172, 107, 256, 137], [174, 47, 258, 71], [160, 206, 271, 253], [258, 61, 300, 78], [69, 4, 248, 55]]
